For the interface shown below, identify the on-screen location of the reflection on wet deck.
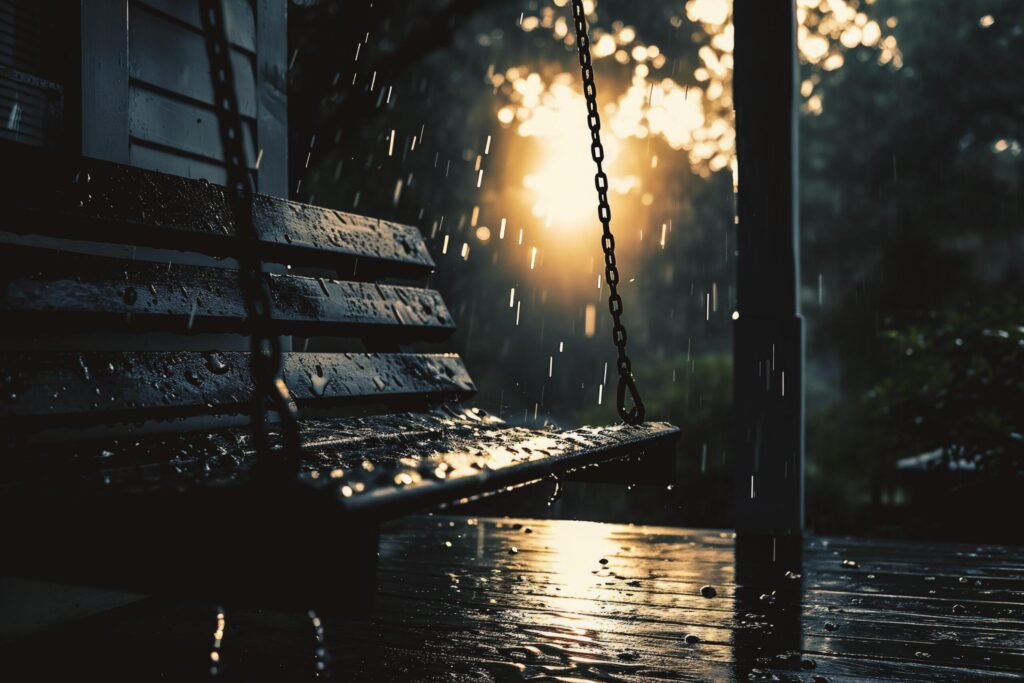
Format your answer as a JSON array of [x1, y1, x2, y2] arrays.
[[3, 515, 1023, 681]]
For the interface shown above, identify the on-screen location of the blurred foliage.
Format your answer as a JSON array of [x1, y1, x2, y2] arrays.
[[800, 0, 1023, 538], [868, 305, 1024, 475], [806, 306, 1024, 540]]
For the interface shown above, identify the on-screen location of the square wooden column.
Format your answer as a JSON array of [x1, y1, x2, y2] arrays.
[[732, 0, 804, 538]]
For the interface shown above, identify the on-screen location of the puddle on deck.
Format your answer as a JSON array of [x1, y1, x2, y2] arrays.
[[4, 515, 1024, 681]]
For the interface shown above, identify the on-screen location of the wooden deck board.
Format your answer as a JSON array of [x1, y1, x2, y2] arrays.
[[1, 515, 1022, 681]]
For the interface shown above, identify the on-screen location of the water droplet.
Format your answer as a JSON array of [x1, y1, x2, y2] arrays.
[[546, 473, 562, 506], [684, 634, 700, 644], [78, 355, 92, 381], [824, 621, 839, 632], [204, 352, 230, 375], [700, 585, 717, 598], [309, 364, 330, 396]]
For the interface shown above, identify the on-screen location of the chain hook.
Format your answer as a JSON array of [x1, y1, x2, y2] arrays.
[[617, 374, 646, 424]]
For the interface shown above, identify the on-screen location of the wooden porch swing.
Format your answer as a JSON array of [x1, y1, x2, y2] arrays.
[[0, 0, 678, 613]]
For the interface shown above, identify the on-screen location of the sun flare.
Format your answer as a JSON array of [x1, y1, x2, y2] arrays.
[[523, 129, 635, 230]]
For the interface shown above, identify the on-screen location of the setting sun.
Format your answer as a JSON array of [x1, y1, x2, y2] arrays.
[[523, 128, 631, 229]]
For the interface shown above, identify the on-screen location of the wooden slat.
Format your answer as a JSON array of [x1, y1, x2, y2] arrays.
[[0, 246, 454, 338], [4, 411, 677, 514], [0, 352, 475, 427], [320, 519, 1024, 680], [314, 420, 681, 519], [4, 412, 679, 501], [0, 142, 436, 275]]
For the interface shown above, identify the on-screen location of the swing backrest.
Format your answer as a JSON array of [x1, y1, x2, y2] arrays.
[[0, 142, 475, 444]]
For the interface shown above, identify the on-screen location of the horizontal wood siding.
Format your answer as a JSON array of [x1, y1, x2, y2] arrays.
[[127, 1, 258, 183], [128, 87, 257, 168], [0, 0, 61, 148], [0, 71, 61, 147], [127, 139, 230, 186], [0, 0, 42, 75], [127, 3, 257, 117], [134, 0, 256, 52]]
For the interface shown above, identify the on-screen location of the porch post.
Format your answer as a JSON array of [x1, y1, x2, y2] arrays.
[[80, 0, 129, 164], [732, 0, 804, 538]]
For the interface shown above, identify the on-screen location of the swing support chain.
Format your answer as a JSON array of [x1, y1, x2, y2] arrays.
[[200, 0, 302, 477], [570, 0, 646, 424]]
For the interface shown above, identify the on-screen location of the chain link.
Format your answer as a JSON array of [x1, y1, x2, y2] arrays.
[[200, 0, 301, 477], [570, 0, 645, 424]]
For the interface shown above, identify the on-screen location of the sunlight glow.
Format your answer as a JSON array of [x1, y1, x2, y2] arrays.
[[508, 73, 637, 229], [499, 0, 902, 180], [542, 519, 629, 599]]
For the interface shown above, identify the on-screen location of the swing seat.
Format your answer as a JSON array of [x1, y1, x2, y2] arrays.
[[0, 144, 679, 613]]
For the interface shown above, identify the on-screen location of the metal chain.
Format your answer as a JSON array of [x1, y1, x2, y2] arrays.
[[200, 0, 301, 477], [570, 0, 645, 424]]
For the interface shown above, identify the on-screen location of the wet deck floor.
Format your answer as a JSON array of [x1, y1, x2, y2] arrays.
[[3, 515, 1023, 681]]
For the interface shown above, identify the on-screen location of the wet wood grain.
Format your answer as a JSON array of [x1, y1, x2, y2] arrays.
[[0, 245, 455, 339], [0, 143, 435, 276], [0, 352, 475, 426], [1, 515, 1020, 681]]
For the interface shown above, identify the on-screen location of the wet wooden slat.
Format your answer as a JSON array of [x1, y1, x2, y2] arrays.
[[1, 515, 1021, 681], [0, 143, 435, 276], [315, 421, 681, 519], [0, 352, 474, 427], [360, 518, 1024, 680], [0, 246, 455, 338], [3, 412, 679, 518]]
